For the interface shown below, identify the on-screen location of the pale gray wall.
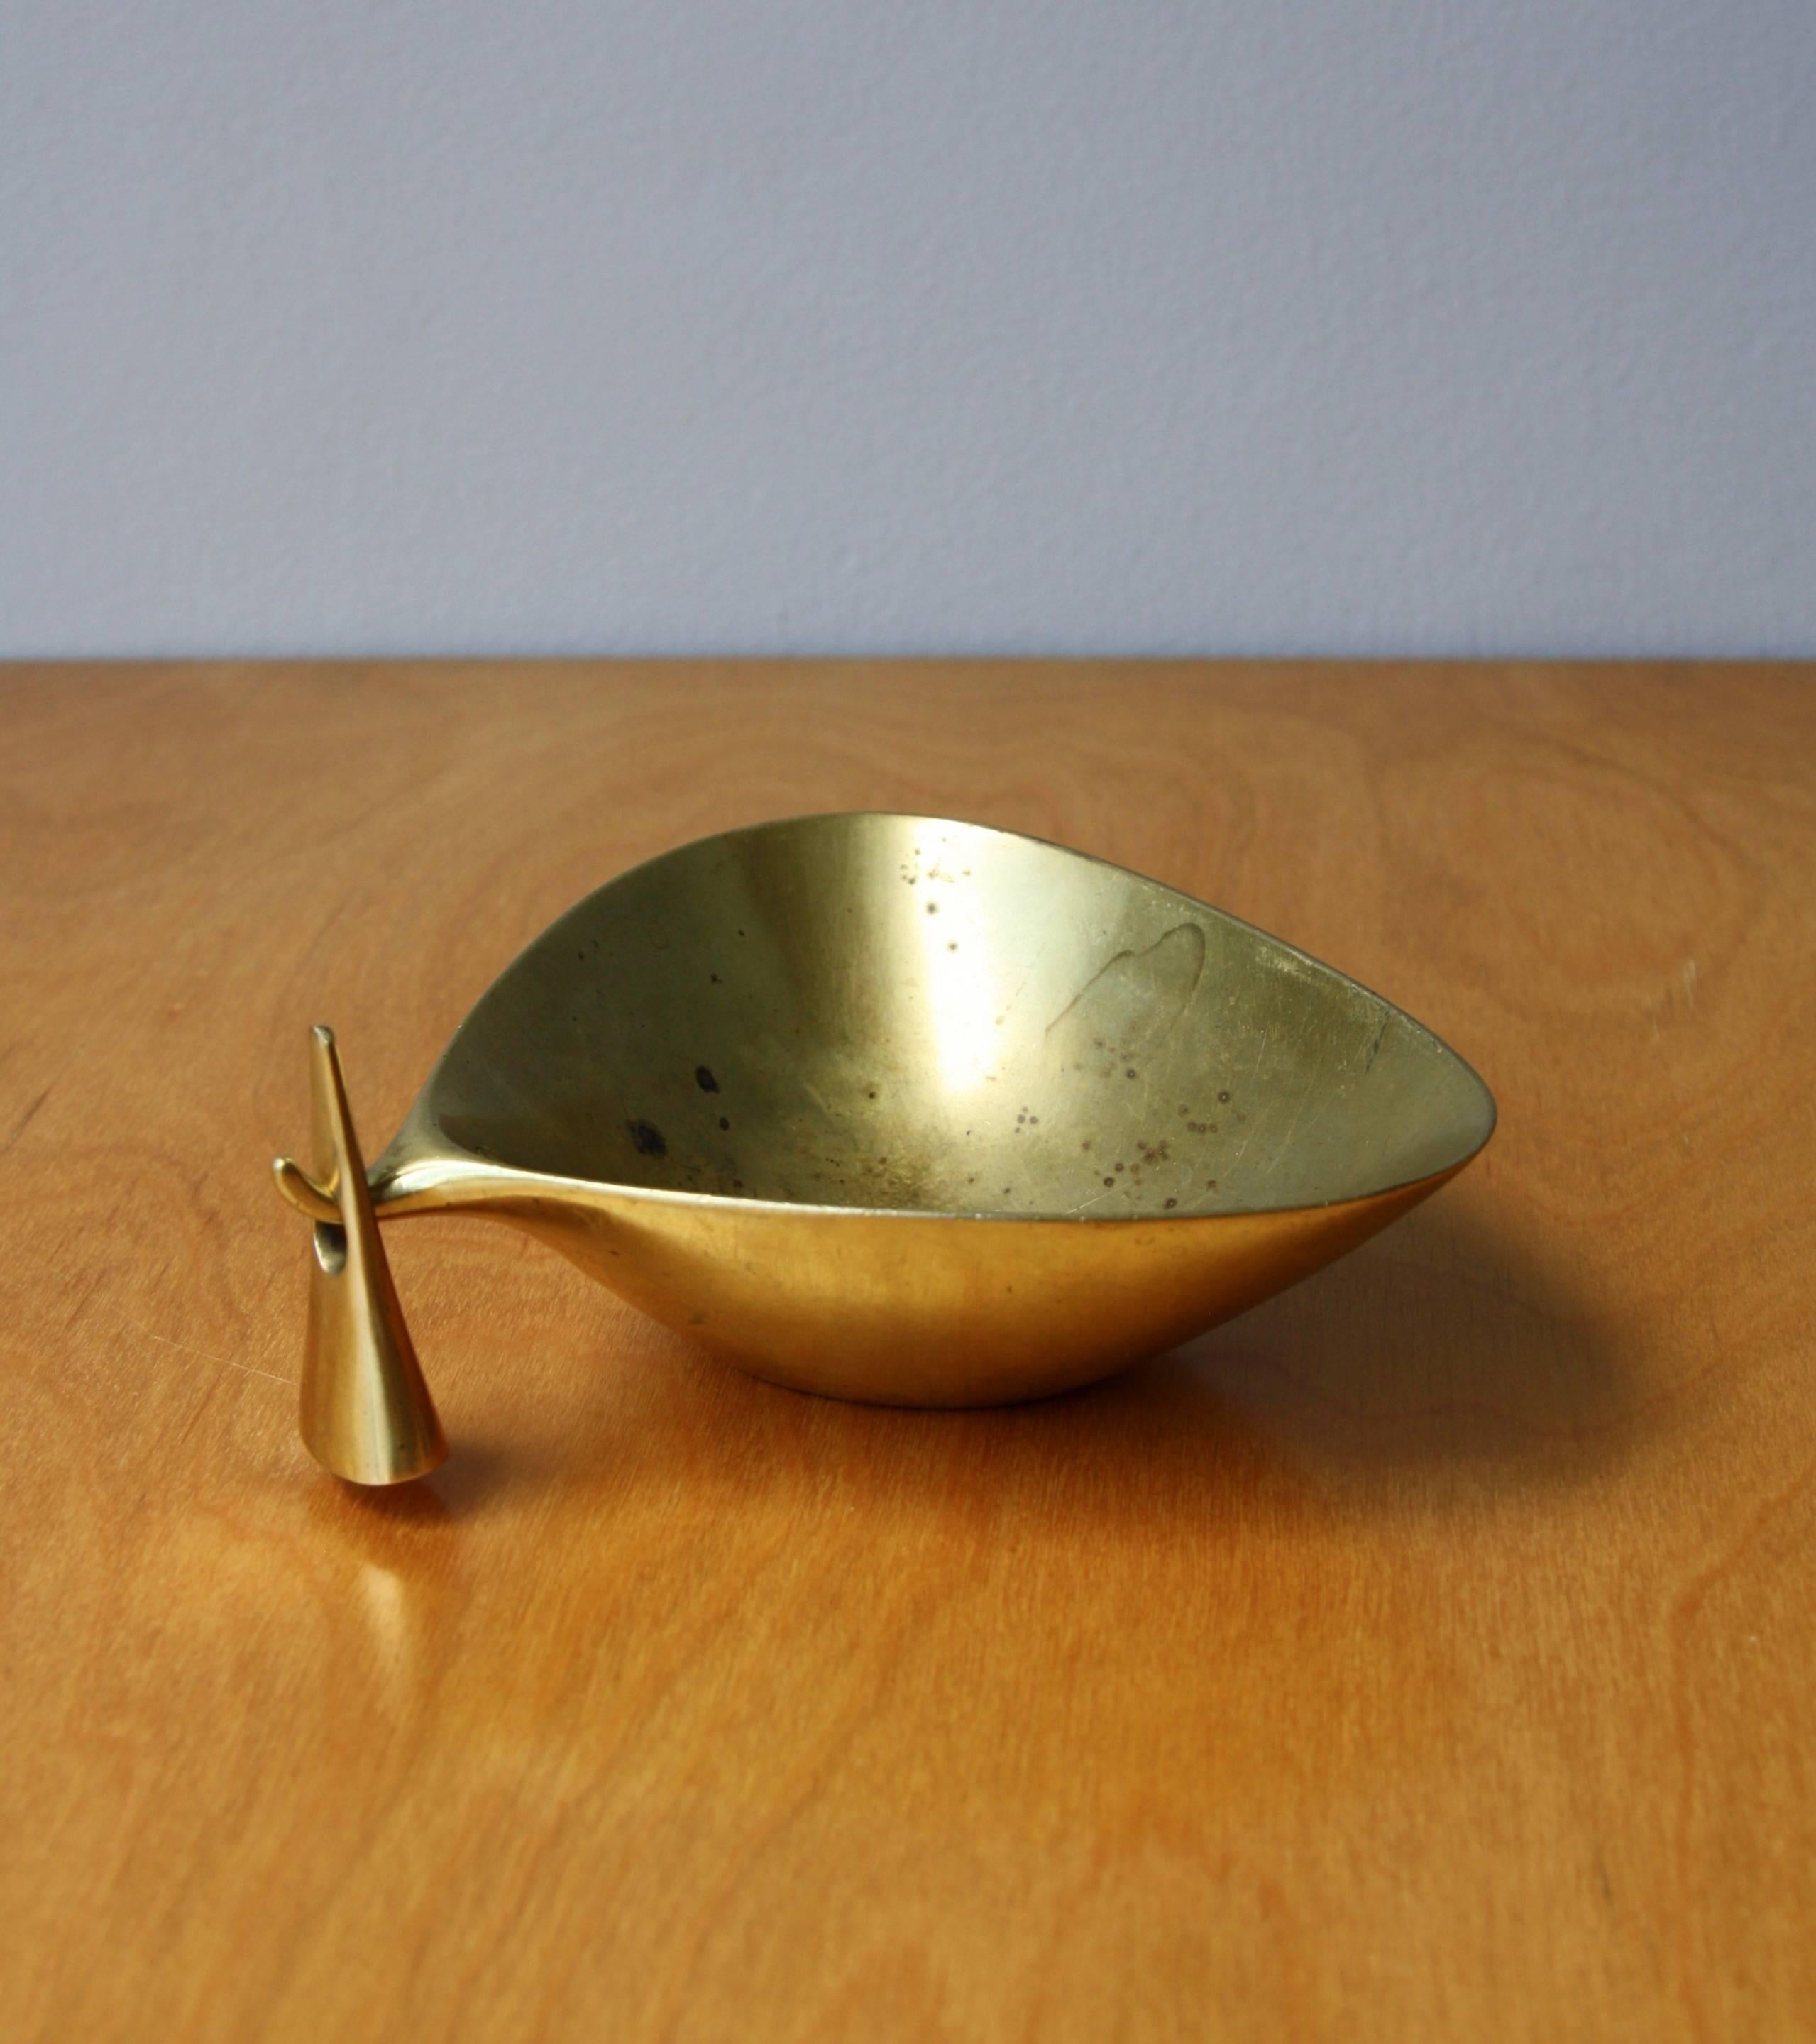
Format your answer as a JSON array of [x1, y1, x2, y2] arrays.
[[3, 1, 1812, 658]]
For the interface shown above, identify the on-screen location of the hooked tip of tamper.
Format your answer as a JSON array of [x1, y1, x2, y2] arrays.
[[273, 1154, 339, 1223]]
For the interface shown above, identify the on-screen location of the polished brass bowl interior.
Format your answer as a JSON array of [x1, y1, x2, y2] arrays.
[[275, 814, 1495, 1483]]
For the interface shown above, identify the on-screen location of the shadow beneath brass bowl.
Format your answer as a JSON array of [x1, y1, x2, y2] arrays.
[[456, 1191, 1631, 1539], [1167, 1196, 1639, 1499]]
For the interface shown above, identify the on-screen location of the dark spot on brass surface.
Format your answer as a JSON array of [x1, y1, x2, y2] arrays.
[[1126, 1067, 1138, 1079], [627, 1119, 666, 1157], [695, 1066, 720, 1092], [718, 1116, 730, 1131], [925, 901, 939, 915], [1164, 1197, 1177, 1209], [1218, 1089, 1231, 1103], [1103, 1176, 1115, 1187]]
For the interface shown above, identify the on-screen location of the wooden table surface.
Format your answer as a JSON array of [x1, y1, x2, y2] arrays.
[[1, 662, 1812, 2043]]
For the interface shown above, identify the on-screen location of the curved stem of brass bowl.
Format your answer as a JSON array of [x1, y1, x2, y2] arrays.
[[271, 1027, 446, 1485]]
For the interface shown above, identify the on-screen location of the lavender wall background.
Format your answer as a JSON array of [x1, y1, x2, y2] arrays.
[[3, 1, 1812, 658]]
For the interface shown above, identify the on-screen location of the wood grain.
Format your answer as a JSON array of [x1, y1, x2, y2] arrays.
[[1, 661, 1812, 2043]]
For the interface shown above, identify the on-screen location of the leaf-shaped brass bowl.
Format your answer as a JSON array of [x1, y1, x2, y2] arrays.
[[274, 814, 1495, 1483]]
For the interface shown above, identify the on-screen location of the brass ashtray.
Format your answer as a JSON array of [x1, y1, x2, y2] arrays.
[[274, 813, 1495, 1483]]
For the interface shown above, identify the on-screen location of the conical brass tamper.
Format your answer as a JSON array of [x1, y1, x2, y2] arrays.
[[272, 1026, 445, 1484]]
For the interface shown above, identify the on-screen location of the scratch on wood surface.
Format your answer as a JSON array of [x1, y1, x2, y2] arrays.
[[0, 1034, 100, 1159], [0, 1084, 52, 1158], [129, 1319, 296, 1387], [1648, 956, 1701, 1039]]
